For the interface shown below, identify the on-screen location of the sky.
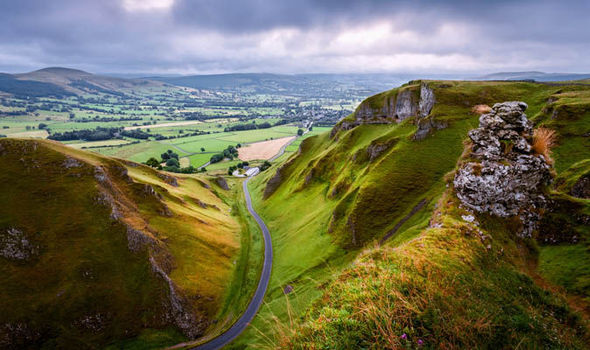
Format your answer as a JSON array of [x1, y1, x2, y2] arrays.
[[0, 0, 589, 74]]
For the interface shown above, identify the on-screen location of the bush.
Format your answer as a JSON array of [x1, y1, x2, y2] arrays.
[[297, 128, 304, 136]]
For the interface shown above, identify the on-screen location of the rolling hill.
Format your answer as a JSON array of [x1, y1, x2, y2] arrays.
[[238, 79, 590, 348], [478, 71, 590, 82], [0, 67, 169, 97], [0, 139, 255, 348]]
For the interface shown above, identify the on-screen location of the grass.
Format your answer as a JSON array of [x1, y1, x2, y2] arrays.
[[231, 80, 590, 348], [0, 139, 253, 348], [279, 191, 588, 349]]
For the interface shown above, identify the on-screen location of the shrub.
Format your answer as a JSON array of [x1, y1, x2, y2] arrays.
[[145, 157, 160, 168], [532, 127, 556, 163], [165, 158, 180, 167]]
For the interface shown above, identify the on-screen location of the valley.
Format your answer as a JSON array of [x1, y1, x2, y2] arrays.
[[1, 71, 590, 349]]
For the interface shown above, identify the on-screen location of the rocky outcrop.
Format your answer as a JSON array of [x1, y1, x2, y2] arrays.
[[571, 174, 590, 198], [454, 102, 553, 237], [0, 227, 39, 262], [331, 82, 436, 138], [419, 83, 435, 117], [413, 117, 448, 141], [149, 256, 206, 338], [215, 176, 229, 190]]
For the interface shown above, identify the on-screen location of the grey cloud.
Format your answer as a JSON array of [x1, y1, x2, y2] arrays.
[[0, 0, 588, 73]]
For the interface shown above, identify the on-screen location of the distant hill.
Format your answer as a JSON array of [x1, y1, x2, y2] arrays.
[[478, 71, 590, 82], [147, 72, 444, 97], [0, 67, 167, 98]]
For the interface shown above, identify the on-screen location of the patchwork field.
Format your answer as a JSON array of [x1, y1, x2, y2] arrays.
[[238, 136, 295, 161]]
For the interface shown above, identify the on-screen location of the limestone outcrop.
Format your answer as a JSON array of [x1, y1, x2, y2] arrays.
[[331, 82, 435, 137], [454, 101, 553, 237]]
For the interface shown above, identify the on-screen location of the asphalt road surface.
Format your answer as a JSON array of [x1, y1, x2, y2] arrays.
[[193, 175, 273, 349]]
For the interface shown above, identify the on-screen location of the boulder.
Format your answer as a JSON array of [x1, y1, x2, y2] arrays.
[[454, 101, 553, 237]]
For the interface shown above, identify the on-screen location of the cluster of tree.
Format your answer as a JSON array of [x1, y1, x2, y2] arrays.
[[227, 161, 250, 175], [47, 127, 122, 141], [223, 121, 272, 132], [259, 160, 272, 171], [75, 116, 143, 123], [210, 145, 239, 163], [120, 129, 151, 140], [145, 150, 201, 174], [47, 126, 157, 141], [0, 111, 23, 117], [153, 130, 209, 141]]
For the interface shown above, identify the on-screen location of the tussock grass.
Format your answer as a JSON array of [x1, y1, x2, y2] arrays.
[[532, 127, 557, 163], [276, 192, 589, 349]]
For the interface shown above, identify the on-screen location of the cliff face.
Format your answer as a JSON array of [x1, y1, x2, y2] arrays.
[[332, 81, 435, 137]]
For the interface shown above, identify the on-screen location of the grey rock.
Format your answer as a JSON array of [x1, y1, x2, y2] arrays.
[[419, 82, 435, 117], [454, 101, 553, 237], [0, 227, 39, 262], [150, 256, 206, 338], [331, 81, 436, 137], [126, 227, 156, 252], [215, 176, 229, 190], [395, 89, 417, 121], [62, 157, 82, 169], [571, 174, 590, 198]]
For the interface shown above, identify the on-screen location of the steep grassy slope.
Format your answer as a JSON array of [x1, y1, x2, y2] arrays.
[[236, 80, 590, 347], [0, 139, 257, 348]]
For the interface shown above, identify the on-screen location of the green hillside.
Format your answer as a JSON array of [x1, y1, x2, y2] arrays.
[[237, 80, 590, 348], [0, 139, 259, 348]]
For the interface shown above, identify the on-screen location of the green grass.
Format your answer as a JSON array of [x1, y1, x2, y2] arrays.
[[231, 80, 590, 348], [0, 139, 250, 348]]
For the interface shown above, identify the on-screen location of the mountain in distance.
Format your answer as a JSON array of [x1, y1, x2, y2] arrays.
[[147, 72, 467, 97], [478, 71, 590, 82], [0, 67, 168, 98]]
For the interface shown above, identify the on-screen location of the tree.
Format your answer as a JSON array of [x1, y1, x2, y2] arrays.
[[297, 128, 304, 136], [38, 123, 48, 130], [166, 158, 180, 167], [161, 149, 178, 161], [145, 157, 160, 168], [200, 147, 205, 152]]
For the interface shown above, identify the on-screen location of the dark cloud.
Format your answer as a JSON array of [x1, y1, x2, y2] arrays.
[[0, 0, 588, 73]]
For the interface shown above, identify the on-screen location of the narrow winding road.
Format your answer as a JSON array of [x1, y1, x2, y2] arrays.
[[192, 175, 273, 349]]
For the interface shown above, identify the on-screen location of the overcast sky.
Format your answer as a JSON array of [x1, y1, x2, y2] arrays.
[[0, 0, 588, 74]]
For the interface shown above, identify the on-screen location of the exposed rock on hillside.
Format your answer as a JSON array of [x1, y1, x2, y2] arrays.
[[331, 82, 435, 137], [0, 228, 39, 262], [454, 101, 553, 237], [216, 176, 229, 190], [571, 174, 590, 198]]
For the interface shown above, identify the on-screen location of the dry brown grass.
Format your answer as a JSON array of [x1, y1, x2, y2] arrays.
[[532, 127, 557, 163], [471, 104, 492, 115]]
